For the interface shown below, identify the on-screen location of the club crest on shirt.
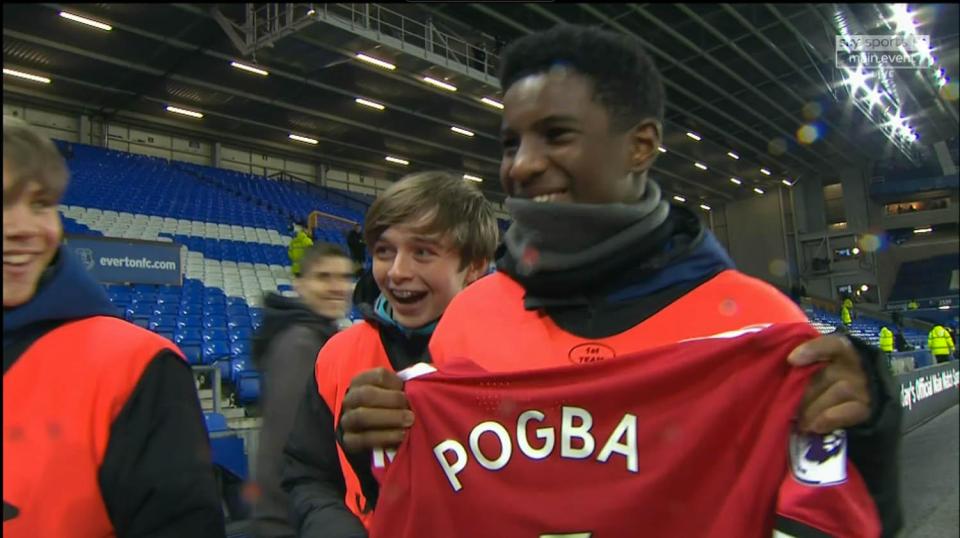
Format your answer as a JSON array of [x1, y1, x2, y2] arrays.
[[789, 429, 847, 486]]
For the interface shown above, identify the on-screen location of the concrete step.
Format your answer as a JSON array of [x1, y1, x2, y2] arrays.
[[228, 417, 263, 430], [200, 397, 232, 409], [201, 403, 246, 420]]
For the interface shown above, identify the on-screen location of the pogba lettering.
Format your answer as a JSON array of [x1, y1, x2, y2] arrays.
[[431, 406, 638, 492]]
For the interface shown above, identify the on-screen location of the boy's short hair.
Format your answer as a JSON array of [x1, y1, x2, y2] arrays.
[[499, 24, 664, 132], [363, 171, 498, 270], [3, 117, 69, 200], [297, 242, 351, 277]]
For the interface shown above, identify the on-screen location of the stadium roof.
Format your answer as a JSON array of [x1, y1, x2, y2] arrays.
[[4, 3, 958, 207]]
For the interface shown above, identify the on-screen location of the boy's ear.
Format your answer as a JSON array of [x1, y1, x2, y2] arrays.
[[463, 259, 490, 285]]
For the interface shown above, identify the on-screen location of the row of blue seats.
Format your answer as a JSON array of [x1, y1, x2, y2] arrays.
[[179, 162, 365, 224], [160, 234, 289, 265], [63, 141, 368, 235], [124, 302, 256, 317], [110, 291, 251, 305], [63, 146, 289, 232], [126, 312, 260, 330]]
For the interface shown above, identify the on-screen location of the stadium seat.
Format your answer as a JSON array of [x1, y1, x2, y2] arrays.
[[228, 327, 253, 342], [227, 317, 251, 329], [203, 316, 228, 329], [203, 341, 231, 364], [236, 371, 260, 405], [230, 340, 251, 356], [203, 328, 228, 343], [230, 356, 252, 384]]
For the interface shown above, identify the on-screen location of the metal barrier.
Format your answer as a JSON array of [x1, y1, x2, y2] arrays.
[[318, 3, 500, 81], [896, 361, 959, 432]]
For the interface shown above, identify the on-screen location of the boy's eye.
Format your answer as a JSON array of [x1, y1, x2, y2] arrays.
[[546, 128, 574, 142]]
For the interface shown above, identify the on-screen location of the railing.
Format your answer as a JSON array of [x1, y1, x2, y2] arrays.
[[319, 3, 500, 79]]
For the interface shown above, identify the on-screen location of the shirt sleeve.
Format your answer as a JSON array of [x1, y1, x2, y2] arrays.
[[774, 429, 881, 538], [281, 374, 368, 538], [98, 350, 226, 538], [844, 335, 903, 537]]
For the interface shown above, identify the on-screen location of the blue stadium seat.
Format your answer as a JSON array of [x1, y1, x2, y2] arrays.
[[204, 412, 229, 433], [176, 316, 202, 329], [227, 305, 249, 317], [211, 435, 248, 481], [179, 304, 202, 316], [205, 304, 227, 316], [109, 297, 131, 309], [155, 293, 181, 305], [230, 356, 252, 383], [228, 327, 253, 342], [230, 340, 251, 356], [212, 358, 233, 386], [203, 328, 228, 342], [227, 317, 251, 329], [149, 315, 177, 331], [175, 328, 203, 344], [203, 341, 231, 364], [132, 292, 158, 303], [125, 304, 155, 318], [153, 303, 179, 316], [236, 371, 260, 405], [203, 316, 227, 329]]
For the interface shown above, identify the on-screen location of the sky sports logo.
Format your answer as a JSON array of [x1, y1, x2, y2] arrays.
[[836, 34, 930, 69], [98, 256, 177, 271]]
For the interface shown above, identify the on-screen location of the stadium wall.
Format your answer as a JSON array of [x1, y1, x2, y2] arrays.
[[721, 188, 792, 290]]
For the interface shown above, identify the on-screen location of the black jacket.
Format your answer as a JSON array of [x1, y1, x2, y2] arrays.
[[251, 293, 341, 538], [3, 248, 225, 538], [280, 303, 430, 538]]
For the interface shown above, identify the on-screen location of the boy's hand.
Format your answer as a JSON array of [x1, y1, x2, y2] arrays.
[[339, 367, 414, 453], [788, 335, 871, 434]]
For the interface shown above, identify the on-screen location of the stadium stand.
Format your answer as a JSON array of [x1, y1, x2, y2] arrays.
[[889, 255, 958, 303], [55, 142, 375, 425]]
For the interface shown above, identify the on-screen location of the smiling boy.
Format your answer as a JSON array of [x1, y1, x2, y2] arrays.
[[280, 171, 497, 537]]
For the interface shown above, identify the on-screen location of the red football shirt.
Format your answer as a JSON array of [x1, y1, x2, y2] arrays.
[[368, 324, 880, 538]]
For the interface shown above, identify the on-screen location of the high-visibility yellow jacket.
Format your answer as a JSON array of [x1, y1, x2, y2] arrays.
[[288, 230, 314, 276], [928, 325, 955, 356], [841, 306, 852, 325], [879, 327, 894, 352]]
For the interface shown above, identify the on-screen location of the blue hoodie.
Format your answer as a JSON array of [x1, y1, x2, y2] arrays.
[[3, 247, 118, 349]]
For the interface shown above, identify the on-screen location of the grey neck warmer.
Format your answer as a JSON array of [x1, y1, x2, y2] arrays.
[[503, 179, 669, 275]]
